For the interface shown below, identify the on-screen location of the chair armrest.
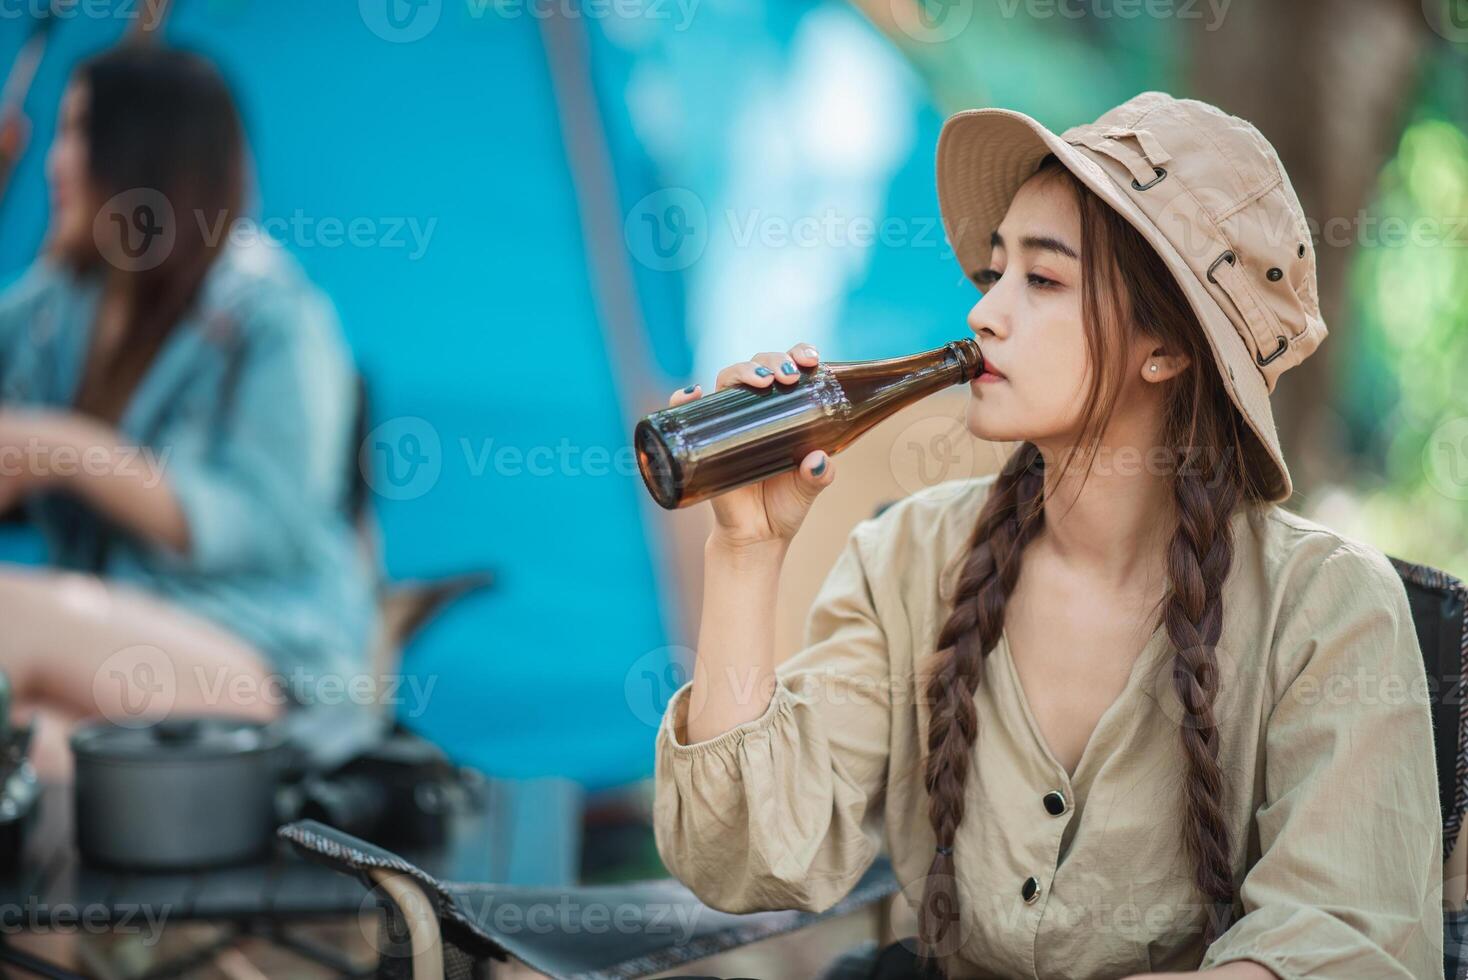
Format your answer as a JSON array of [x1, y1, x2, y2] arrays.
[[279, 820, 499, 952], [279, 820, 901, 979]]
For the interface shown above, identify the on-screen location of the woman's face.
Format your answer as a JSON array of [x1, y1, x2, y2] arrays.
[[964, 173, 1091, 446], [45, 79, 93, 256], [963, 172, 1176, 452]]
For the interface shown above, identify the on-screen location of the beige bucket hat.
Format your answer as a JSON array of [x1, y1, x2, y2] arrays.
[[936, 90, 1328, 503]]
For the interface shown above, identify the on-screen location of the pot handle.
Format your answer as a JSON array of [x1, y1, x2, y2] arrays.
[[152, 718, 205, 745]]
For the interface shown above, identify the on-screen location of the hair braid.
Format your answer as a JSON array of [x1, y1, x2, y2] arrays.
[[916, 441, 1046, 973], [1163, 446, 1244, 945]]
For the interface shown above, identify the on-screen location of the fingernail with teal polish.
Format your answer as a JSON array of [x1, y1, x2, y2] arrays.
[[683, 384, 696, 393], [754, 366, 771, 377], [781, 360, 796, 375], [812, 455, 827, 477]]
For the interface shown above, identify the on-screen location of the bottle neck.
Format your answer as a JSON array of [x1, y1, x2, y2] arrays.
[[826, 338, 983, 419], [946, 337, 984, 383]]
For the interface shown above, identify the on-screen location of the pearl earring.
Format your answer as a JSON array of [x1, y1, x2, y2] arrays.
[[1149, 364, 1158, 372]]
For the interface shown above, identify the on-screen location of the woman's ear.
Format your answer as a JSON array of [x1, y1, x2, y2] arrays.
[[1142, 347, 1191, 383]]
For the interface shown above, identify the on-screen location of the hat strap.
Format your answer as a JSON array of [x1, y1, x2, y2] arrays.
[[1075, 128, 1172, 188], [1207, 249, 1291, 372], [1114, 127, 1173, 170]]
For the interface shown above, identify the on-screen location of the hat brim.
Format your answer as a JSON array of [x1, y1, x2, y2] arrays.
[[936, 108, 1291, 503]]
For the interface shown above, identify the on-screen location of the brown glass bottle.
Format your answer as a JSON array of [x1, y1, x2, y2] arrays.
[[634, 338, 984, 509]]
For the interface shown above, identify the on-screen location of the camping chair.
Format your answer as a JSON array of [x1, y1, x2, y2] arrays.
[[280, 537, 1468, 980]]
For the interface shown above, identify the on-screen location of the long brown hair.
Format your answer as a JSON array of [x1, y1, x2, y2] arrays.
[[56, 43, 245, 422], [916, 153, 1272, 973]]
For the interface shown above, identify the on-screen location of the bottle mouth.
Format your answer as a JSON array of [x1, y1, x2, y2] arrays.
[[635, 420, 682, 510], [948, 338, 985, 382]]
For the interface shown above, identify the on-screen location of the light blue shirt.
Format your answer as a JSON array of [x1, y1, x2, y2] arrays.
[[0, 241, 378, 704]]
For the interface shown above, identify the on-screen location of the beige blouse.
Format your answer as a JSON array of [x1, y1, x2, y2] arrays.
[[654, 473, 1445, 979]]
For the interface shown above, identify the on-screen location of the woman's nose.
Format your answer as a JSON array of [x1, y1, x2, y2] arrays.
[[967, 294, 1008, 340]]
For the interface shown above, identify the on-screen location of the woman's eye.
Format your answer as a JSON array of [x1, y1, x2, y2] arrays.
[[971, 268, 1059, 291]]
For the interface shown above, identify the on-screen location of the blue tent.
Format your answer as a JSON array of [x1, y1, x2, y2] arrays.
[[0, 4, 686, 794]]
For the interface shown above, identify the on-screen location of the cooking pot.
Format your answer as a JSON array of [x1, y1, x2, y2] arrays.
[[71, 715, 291, 871]]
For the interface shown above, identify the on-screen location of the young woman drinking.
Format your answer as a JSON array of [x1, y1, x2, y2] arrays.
[[653, 92, 1443, 979]]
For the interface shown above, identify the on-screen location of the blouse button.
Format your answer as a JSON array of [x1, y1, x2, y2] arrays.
[[1021, 876, 1040, 903], [1042, 790, 1067, 816]]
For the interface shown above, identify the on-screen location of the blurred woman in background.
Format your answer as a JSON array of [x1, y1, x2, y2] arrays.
[[0, 43, 377, 780]]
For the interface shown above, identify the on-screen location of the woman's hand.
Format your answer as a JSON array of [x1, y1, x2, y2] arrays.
[[0, 410, 68, 511], [0, 408, 188, 552], [669, 341, 833, 552]]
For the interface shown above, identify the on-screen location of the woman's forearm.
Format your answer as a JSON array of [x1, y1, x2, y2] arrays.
[[37, 413, 190, 553], [682, 535, 787, 744]]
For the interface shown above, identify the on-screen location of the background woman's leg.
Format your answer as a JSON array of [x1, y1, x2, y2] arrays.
[[0, 565, 284, 781]]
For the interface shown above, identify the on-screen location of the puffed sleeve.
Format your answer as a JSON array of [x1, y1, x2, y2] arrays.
[[161, 283, 357, 575], [1198, 540, 1445, 980], [652, 521, 892, 914]]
